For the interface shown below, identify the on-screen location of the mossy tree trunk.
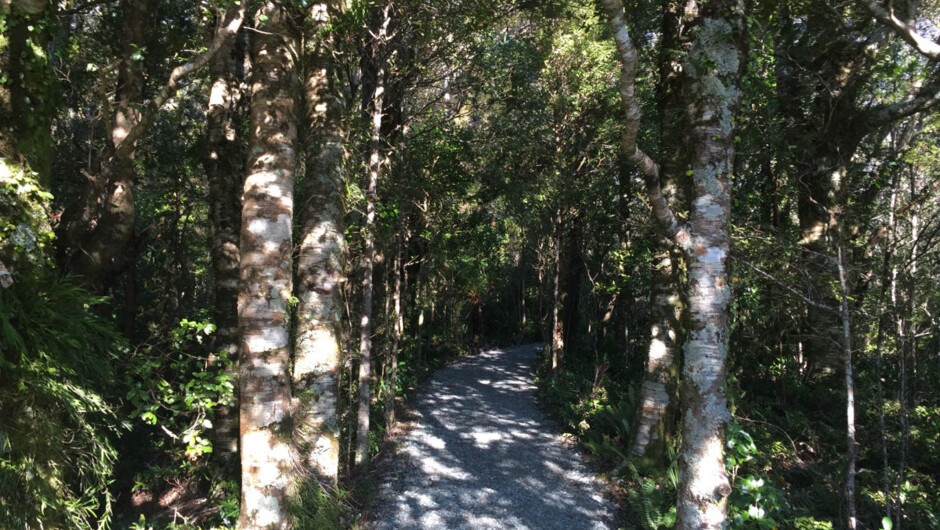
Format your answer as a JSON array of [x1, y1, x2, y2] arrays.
[[1, 0, 53, 188]]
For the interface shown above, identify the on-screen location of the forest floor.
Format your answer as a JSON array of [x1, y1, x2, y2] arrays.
[[366, 344, 620, 529]]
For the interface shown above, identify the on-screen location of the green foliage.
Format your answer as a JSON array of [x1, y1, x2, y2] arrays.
[[625, 461, 677, 530], [123, 319, 234, 463], [536, 348, 634, 448], [724, 422, 839, 529], [289, 479, 351, 529], [117, 319, 239, 528], [127, 512, 233, 530], [729, 474, 787, 529], [725, 423, 788, 528], [0, 160, 54, 269], [0, 274, 124, 529]]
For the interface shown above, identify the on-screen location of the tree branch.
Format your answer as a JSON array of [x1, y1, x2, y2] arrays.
[[115, 6, 246, 159], [730, 255, 840, 315], [597, 0, 691, 252], [860, 0, 940, 60], [869, 175, 940, 247], [867, 72, 940, 127]]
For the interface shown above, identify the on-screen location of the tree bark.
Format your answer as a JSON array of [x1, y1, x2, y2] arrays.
[[550, 209, 564, 374], [2, 0, 53, 188], [0, 0, 55, 273], [293, 0, 347, 486], [203, 18, 248, 478], [386, 234, 403, 427], [874, 185, 898, 523], [838, 246, 858, 530], [599, 0, 745, 526], [237, 4, 298, 528], [629, 0, 690, 463], [355, 2, 391, 471], [631, 245, 682, 461], [560, 216, 584, 351], [675, 7, 744, 525]]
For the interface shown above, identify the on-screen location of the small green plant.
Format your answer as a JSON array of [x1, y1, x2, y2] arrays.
[[726, 422, 788, 529], [625, 461, 677, 530], [124, 318, 234, 462], [289, 479, 350, 529]]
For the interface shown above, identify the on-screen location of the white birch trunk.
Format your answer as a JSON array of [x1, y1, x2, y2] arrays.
[[674, 9, 743, 527]]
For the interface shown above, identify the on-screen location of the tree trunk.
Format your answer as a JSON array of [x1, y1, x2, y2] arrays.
[[837, 246, 858, 530], [631, 245, 682, 461], [874, 183, 899, 522], [0, 0, 55, 273], [2, 0, 53, 188], [560, 216, 584, 352], [66, 0, 146, 290], [551, 210, 564, 374], [674, 7, 744, 526], [355, 3, 390, 471], [798, 167, 843, 377], [386, 235, 403, 427], [203, 19, 247, 478], [293, 0, 347, 486], [629, 0, 689, 463], [237, 4, 298, 528], [520, 274, 527, 340]]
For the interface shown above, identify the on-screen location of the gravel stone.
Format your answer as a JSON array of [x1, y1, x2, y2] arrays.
[[369, 344, 619, 529]]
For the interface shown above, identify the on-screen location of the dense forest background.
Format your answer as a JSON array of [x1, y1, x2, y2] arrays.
[[1, 0, 939, 528]]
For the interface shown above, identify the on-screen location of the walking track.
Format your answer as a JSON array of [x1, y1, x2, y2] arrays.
[[368, 344, 619, 529]]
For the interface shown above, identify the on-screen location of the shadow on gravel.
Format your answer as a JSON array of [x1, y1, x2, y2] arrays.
[[371, 344, 616, 530]]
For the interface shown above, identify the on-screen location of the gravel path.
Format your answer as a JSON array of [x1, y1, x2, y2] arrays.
[[369, 344, 619, 529]]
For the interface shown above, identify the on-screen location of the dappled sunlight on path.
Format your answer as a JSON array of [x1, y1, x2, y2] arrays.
[[369, 344, 618, 529]]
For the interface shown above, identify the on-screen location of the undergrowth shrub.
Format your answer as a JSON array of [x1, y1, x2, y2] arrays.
[[0, 274, 124, 529], [124, 319, 234, 463], [289, 478, 352, 529], [535, 346, 635, 452], [725, 422, 836, 529], [119, 318, 238, 527], [625, 460, 677, 530]]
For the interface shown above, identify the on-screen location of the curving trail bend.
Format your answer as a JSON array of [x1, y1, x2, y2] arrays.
[[369, 344, 619, 530]]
